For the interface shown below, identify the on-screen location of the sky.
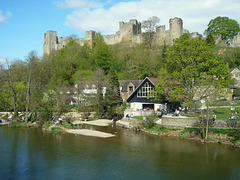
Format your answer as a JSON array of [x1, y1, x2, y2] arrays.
[[0, 0, 240, 62]]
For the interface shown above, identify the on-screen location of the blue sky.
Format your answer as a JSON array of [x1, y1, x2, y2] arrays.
[[1, 0, 240, 62]]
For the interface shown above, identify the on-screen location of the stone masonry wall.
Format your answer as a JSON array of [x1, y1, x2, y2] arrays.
[[44, 17, 240, 56], [44, 17, 187, 55], [230, 32, 240, 47], [157, 117, 240, 129]]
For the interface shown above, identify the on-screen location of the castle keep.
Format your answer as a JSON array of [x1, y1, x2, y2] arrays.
[[43, 17, 201, 55]]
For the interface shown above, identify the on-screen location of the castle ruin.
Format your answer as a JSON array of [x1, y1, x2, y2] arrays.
[[43, 17, 202, 55]]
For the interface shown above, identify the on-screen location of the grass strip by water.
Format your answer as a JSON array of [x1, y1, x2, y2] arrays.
[[9, 122, 35, 127], [146, 126, 179, 135]]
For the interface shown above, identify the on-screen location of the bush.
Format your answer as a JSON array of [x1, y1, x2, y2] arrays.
[[51, 130, 60, 133], [42, 121, 53, 129], [60, 123, 72, 129], [144, 118, 156, 129]]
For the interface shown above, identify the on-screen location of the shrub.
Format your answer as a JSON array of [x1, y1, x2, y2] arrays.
[[60, 123, 72, 129], [42, 121, 53, 129]]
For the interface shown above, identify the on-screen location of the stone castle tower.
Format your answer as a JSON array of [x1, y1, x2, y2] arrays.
[[43, 31, 57, 56], [118, 19, 142, 42], [169, 17, 183, 44], [44, 31, 72, 55], [43, 17, 201, 55]]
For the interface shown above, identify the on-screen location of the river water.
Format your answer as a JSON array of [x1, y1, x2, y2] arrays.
[[0, 125, 240, 180]]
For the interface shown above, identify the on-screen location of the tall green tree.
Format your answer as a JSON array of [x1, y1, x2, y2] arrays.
[[104, 69, 122, 118], [50, 40, 94, 87], [155, 34, 230, 111], [92, 33, 113, 74], [25, 51, 40, 122], [204, 16, 240, 40], [92, 68, 107, 117], [222, 47, 240, 68], [2, 60, 28, 120]]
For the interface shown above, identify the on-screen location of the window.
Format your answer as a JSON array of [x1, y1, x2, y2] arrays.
[[129, 86, 133, 94], [137, 82, 155, 97], [235, 73, 239, 78]]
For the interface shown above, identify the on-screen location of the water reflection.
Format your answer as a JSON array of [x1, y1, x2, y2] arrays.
[[0, 125, 240, 180]]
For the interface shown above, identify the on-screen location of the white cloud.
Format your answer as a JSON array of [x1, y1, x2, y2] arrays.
[[55, 0, 240, 35], [54, 0, 103, 9], [0, 10, 11, 23]]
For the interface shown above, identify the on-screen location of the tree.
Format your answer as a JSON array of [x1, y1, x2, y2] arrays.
[[104, 69, 122, 118], [50, 40, 94, 87], [204, 16, 240, 41], [0, 64, 13, 111], [233, 88, 240, 98], [4, 60, 28, 120], [155, 34, 231, 112], [195, 80, 223, 141], [222, 47, 240, 68], [142, 16, 160, 48], [92, 68, 107, 117], [92, 33, 113, 74], [25, 51, 40, 122]]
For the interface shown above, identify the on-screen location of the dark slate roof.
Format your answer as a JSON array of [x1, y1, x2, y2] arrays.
[[126, 77, 158, 102], [119, 80, 142, 92]]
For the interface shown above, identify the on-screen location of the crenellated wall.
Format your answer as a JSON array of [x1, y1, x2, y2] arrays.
[[43, 17, 203, 56]]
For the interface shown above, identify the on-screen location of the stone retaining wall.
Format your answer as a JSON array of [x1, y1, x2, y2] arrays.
[[157, 117, 240, 129]]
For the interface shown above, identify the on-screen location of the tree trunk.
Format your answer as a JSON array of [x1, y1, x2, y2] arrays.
[[25, 66, 32, 122], [7, 64, 18, 121], [25, 83, 30, 122]]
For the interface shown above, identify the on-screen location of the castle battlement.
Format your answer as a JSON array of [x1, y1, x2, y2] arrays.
[[43, 17, 202, 56]]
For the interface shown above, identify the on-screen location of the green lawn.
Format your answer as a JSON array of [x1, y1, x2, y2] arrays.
[[132, 106, 240, 120], [209, 100, 240, 107], [212, 107, 240, 119], [132, 116, 143, 120]]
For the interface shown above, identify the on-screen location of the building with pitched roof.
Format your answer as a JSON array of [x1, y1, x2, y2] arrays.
[[124, 77, 180, 117]]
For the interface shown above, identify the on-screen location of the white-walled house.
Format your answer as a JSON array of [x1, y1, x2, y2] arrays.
[[59, 82, 106, 106], [124, 77, 180, 117]]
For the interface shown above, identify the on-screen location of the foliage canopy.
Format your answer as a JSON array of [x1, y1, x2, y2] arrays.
[[204, 16, 240, 40], [155, 34, 230, 111]]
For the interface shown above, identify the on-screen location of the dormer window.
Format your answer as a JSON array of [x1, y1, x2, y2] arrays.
[[235, 73, 238, 78], [129, 86, 133, 94]]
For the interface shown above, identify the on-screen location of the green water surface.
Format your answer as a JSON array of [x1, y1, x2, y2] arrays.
[[0, 125, 240, 180]]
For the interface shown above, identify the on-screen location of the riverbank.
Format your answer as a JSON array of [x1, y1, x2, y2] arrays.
[[115, 118, 240, 148], [141, 127, 232, 145], [2, 117, 240, 148]]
